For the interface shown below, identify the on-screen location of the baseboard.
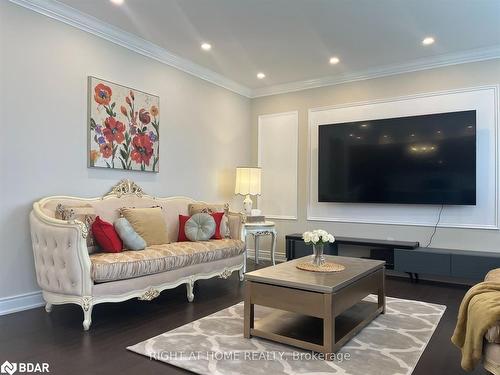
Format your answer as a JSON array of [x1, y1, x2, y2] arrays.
[[0, 290, 44, 316], [246, 248, 287, 263]]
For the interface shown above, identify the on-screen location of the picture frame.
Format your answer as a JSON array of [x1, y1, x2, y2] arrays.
[[88, 76, 160, 172]]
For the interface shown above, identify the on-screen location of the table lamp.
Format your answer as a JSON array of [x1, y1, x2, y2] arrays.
[[235, 167, 261, 215]]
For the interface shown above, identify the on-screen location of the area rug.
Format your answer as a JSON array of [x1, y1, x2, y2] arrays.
[[127, 295, 446, 375]]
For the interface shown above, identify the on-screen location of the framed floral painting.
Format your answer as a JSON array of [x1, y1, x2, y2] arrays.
[[88, 77, 160, 172]]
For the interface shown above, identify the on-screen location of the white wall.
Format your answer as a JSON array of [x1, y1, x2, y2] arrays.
[[0, 2, 250, 301], [251, 59, 500, 257], [258, 111, 298, 220]]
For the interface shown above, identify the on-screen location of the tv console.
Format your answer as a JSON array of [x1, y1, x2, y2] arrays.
[[285, 234, 419, 270], [285, 234, 500, 284], [394, 247, 500, 283]]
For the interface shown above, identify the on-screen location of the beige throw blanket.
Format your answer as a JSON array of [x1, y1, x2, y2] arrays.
[[451, 282, 500, 371]]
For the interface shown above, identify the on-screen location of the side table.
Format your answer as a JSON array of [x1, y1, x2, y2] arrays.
[[242, 221, 277, 266]]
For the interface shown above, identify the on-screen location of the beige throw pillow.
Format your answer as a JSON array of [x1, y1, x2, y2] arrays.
[[120, 207, 169, 246]]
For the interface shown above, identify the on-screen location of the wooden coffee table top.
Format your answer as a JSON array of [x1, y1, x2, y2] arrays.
[[245, 256, 385, 293]]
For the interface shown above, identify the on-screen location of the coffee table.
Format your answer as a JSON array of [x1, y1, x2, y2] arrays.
[[243, 255, 385, 356]]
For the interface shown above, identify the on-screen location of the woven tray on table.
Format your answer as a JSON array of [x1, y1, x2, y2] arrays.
[[296, 261, 346, 273]]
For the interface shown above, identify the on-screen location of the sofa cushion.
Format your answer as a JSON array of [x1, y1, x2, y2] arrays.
[[210, 212, 225, 240], [92, 216, 123, 253], [189, 203, 231, 238], [114, 218, 146, 251], [177, 215, 190, 242], [226, 212, 242, 240], [90, 239, 245, 282], [120, 207, 169, 246], [185, 213, 215, 241]]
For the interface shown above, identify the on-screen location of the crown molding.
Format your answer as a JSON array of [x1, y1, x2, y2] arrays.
[[9, 0, 500, 99], [9, 0, 253, 98], [250, 45, 500, 98]]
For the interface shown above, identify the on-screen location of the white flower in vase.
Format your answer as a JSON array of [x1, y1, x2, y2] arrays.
[[301, 229, 336, 266], [302, 232, 312, 243]]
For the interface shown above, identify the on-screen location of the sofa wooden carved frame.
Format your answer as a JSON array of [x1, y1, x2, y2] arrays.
[[30, 180, 246, 330]]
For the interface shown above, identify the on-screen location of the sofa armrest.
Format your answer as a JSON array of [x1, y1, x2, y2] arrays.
[[227, 212, 243, 240], [30, 204, 92, 297]]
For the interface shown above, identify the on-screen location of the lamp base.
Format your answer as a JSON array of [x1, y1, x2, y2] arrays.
[[243, 194, 253, 215]]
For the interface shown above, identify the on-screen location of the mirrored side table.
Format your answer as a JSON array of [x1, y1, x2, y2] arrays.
[[241, 221, 277, 266]]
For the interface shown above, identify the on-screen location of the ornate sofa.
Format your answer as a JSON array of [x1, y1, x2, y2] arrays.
[[29, 180, 246, 330]]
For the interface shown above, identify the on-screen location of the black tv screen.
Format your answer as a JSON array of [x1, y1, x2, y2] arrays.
[[318, 110, 476, 205]]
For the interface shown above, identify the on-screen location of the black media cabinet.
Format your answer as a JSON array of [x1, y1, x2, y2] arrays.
[[285, 234, 419, 270], [286, 234, 500, 283], [394, 247, 500, 282]]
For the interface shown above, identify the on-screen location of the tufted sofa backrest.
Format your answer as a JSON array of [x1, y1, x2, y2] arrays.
[[38, 195, 199, 243]]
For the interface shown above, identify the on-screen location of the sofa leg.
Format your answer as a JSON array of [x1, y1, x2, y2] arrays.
[[186, 280, 195, 303], [239, 267, 245, 282], [45, 302, 53, 313], [81, 297, 93, 331]]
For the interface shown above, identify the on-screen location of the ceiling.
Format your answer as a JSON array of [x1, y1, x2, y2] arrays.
[[49, 0, 500, 94]]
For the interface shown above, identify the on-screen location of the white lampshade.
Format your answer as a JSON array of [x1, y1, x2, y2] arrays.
[[235, 167, 261, 196]]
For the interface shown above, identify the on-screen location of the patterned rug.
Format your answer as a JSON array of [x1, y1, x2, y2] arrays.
[[128, 295, 445, 375]]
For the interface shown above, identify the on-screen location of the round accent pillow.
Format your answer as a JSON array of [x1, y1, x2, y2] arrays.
[[185, 213, 216, 241]]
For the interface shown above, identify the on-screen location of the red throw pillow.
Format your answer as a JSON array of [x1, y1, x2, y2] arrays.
[[210, 212, 225, 240], [91, 216, 123, 252], [178, 214, 191, 242]]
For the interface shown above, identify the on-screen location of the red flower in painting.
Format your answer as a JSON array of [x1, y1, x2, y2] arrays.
[[139, 108, 151, 125], [94, 83, 112, 106], [103, 117, 125, 143], [99, 143, 113, 158], [130, 134, 154, 165]]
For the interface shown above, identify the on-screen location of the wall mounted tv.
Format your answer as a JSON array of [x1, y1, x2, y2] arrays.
[[318, 110, 476, 205]]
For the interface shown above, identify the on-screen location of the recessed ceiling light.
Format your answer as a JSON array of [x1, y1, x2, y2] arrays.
[[201, 43, 212, 51], [360, 123, 368, 128], [422, 37, 435, 46], [110, 0, 124, 5], [257, 72, 266, 79], [329, 56, 340, 65]]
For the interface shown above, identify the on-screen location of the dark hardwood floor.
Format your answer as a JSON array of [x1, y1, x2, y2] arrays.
[[0, 261, 489, 375]]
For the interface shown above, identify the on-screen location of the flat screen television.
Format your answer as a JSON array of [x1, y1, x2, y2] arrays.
[[318, 110, 476, 205]]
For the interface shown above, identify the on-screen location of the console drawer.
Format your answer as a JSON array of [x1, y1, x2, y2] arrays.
[[394, 249, 451, 276], [451, 254, 500, 281]]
